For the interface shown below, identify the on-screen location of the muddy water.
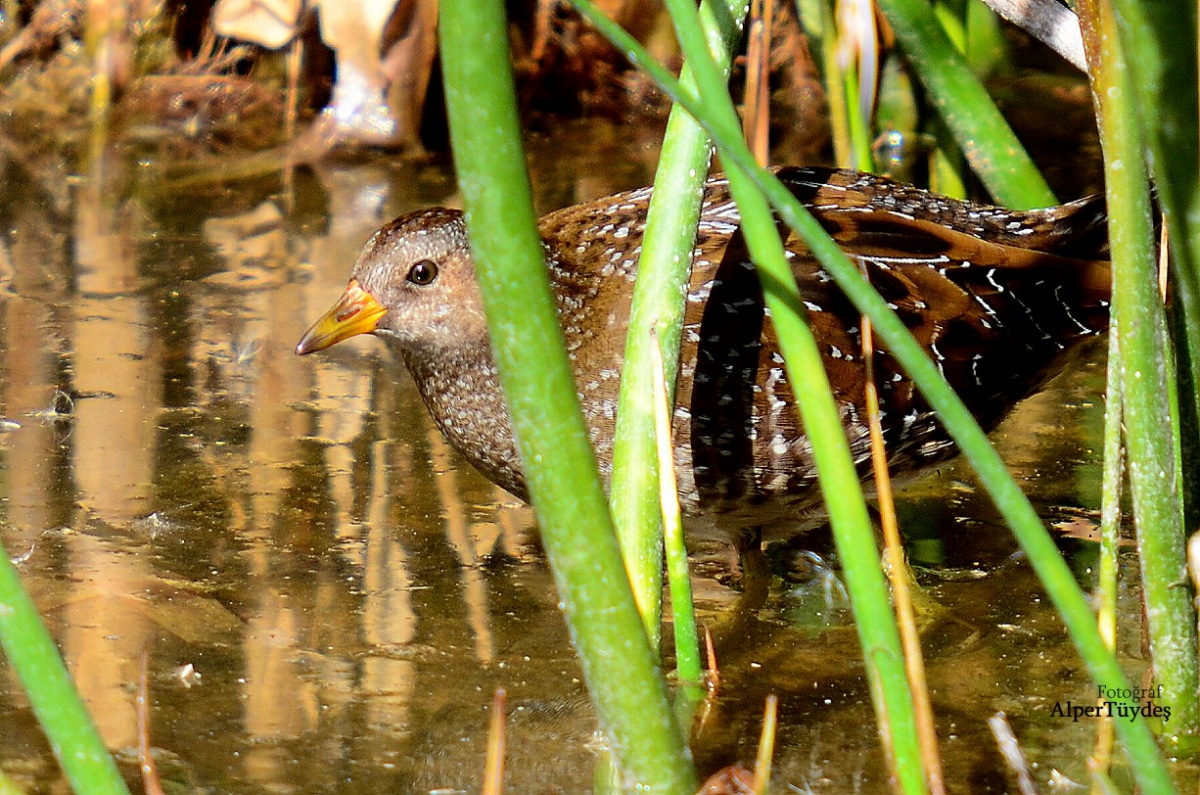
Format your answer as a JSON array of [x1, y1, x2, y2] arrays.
[[0, 127, 1164, 793]]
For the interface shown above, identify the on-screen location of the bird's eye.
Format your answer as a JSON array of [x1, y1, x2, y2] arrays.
[[406, 259, 439, 286]]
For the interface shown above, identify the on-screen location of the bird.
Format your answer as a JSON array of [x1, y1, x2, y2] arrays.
[[296, 166, 1112, 540]]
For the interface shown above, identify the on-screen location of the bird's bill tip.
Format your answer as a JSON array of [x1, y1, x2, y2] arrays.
[[295, 279, 388, 355]]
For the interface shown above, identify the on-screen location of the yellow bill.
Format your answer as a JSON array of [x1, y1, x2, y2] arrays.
[[295, 278, 388, 355]]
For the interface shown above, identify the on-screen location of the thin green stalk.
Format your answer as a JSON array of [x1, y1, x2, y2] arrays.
[[932, 0, 966, 51], [650, 328, 703, 686], [561, 7, 1175, 790], [841, 64, 875, 171], [725, 158, 927, 793], [741, 169, 927, 794], [1077, 0, 1198, 742], [928, 115, 967, 201], [608, 0, 747, 652], [1090, 321, 1122, 781], [1107, 0, 1200, 534], [1097, 331, 1123, 649], [0, 548, 132, 795], [663, 517, 702, 686], [872, 0, 1056, 208], [644, 1, 930, 789], [963, 0, 1008, 77], [437, 3, 696, 792], [928, 1, 971, 200], [797, 0, 855, 166]]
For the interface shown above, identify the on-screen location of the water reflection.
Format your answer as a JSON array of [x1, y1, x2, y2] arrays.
[[0, 130, 1162, 793]]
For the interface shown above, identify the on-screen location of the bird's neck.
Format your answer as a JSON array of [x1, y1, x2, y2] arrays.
[[400, 340, 529, 501]]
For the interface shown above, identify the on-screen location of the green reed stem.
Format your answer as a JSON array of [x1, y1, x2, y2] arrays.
[[872, 0, 1055, 208], [926, 1, 972, 201], [563, 7, 1175, 791], [649, 328, 703, 686], [630, 0, 930, 789], [1097, 327, 1122, 652], [805, 0, 874, 171], [842, 65, 875, 172], [739, 175, 927, 794], [1107, 0, 1200, 534], [0, 547, 132, 795], [437, 3, 696, 792], [608, 0, 747, 653], [796, 0, 855, 167], [729, 155, 927, 795], [662, 480, 702, 686], [1090, 323, 1122, 780], [834, 35, 946, 790], [1078, 0, 1199, 744]]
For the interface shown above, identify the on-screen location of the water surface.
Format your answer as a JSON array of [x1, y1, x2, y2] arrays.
[[0, 127, 1157, 792]]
